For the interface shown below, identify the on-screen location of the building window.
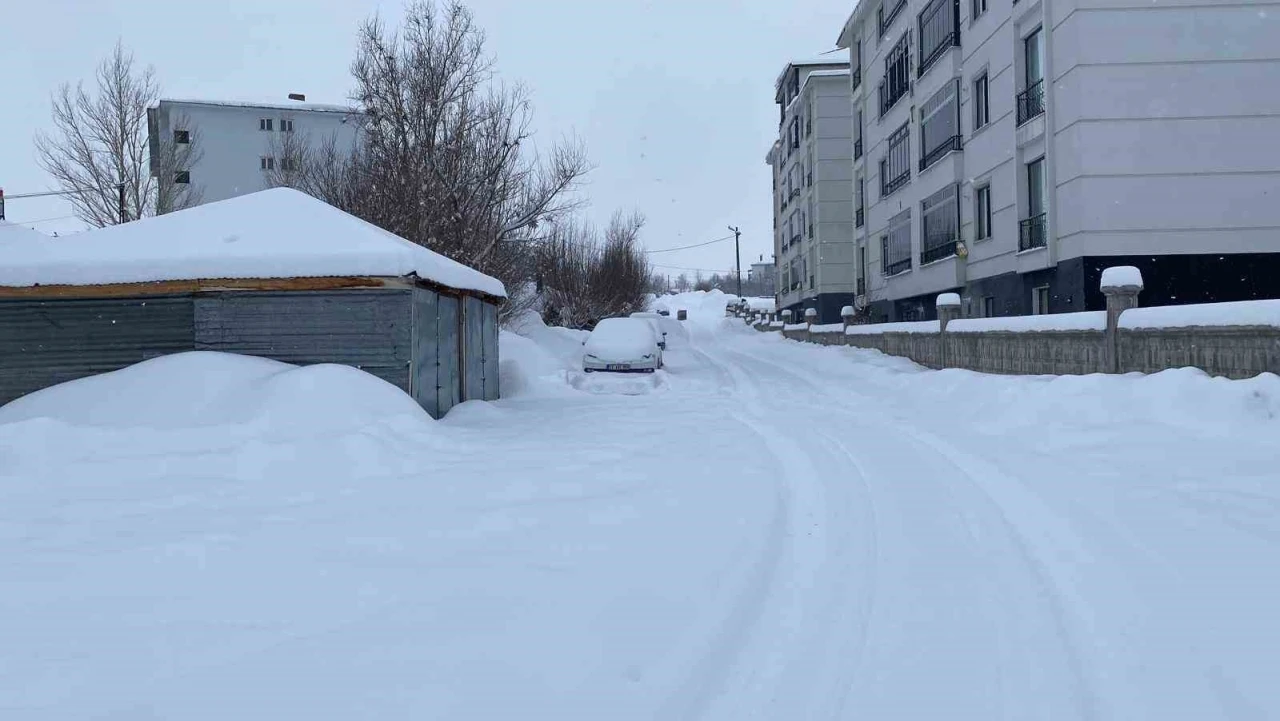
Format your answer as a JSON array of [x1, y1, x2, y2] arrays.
[[879, 0, 908, 37], [280, 157, 297, 172], [971, 0, 987, 20], [879, 33, 911, 116], [851, 40, 863, 90], [973, 73, 990, 130], [174, 170, 190, 184], [881, 208, 912, 276], [920, 78, 961, 171], [880, 121, 911, 197], [259, 118, 273, 131], [918, 0, 960, 78], [855, 177, 865, 228], [808, 248, 817, 289], [974, 184, 992, 240], [1033, 285, 1050, 315], [858, 245, 868, 296], [281, 118, 294, 133], [982, 296, 995, 317], [808, 195, 815, 237], [260, 156, 275, 171], [1017, 28, 1045, 125], [173, 129, 190, 144], [920, 183, 959, 265], [1020, 157, 1047, 251]]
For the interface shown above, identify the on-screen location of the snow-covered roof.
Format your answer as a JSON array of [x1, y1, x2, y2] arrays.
[[0, 220, 49, 244], [0, 188, 505, 297], [790, 54, 850, 68], [156, 98, 359, 115]]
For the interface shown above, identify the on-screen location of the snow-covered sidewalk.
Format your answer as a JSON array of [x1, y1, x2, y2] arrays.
[[2, 295, 1278, 719]]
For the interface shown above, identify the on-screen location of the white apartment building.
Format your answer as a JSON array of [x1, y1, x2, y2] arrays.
[[147, 97, 361, 211], [836, 0, 1280, 321], [766, 54, 857, 324]]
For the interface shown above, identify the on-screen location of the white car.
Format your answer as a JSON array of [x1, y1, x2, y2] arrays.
[[582, 317, 664, 373]]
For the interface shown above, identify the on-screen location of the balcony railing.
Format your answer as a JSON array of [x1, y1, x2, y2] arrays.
[[919, 135, 962, 172], [1019, 212, 1047, 251], [918, 0, 960, 78], [920, 240, 956, 265], [791, 233, 802, 247], [855, 208, 865, 228], [1016, 79, 1045, 125], [879, 0, 908, 36], [881, 168, 911, 197], [854, 137, 864, 160], [884, 257, 912, 276]]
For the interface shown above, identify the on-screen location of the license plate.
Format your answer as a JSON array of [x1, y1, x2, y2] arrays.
[[606, 364, 631, 371]]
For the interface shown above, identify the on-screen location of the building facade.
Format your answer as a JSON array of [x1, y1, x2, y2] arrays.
[[748, 259, 777, 297], [148, 98, 362, 211], [767, 55, 857, 324], [836, 0, 1280, 322]]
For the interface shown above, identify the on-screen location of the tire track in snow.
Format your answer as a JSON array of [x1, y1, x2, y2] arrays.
[[718, 332, 1110, 719]]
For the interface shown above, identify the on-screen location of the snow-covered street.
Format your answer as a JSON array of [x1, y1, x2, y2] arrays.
[[3, 293, 1278, 719]]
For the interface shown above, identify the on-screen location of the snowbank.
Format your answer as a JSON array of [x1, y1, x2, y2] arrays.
[[845, 320, 940, 335], [810, 323, 844, 334], [0, 188, 505, 297], [0, 219, 49, 243], [948, 311, 1106, 333], [1119, 299, 1280, 330]]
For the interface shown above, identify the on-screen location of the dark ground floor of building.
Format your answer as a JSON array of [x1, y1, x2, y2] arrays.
[[853, 252, 1280, 323], [780, 292, 857, 325]]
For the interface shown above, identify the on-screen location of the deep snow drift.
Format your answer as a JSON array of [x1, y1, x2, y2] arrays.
[[2, 294, 1278, 720]]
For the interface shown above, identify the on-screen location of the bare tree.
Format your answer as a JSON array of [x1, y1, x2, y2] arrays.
[[537, 211, 652, 329], [35, 41, 201, 226]]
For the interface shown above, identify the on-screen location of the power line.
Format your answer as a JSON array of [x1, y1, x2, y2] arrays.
[[643, 234, 736, 254], [3, 213, 79, 226], [652, 262, 742, 274]]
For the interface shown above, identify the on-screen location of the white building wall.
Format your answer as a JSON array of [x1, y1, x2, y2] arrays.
[[152, 100, 361, 208]]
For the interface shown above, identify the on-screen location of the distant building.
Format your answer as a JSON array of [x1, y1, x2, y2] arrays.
[[836, 0, 1280, 322], [766, 53, 855, 324], [748, 258, 776, 297], [147, 97, 361, 211]]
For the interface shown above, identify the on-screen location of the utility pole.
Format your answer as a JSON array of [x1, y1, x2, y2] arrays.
[[117, 182, 127, 224], [728, 225, 742, 298]]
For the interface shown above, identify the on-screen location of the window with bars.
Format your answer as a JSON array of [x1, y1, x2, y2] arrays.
[[918, 0, 960, 77], [881, 209, 912, 276], [920, 183, 960, 264], [880, 121, 911, 197], [920, 78, 961, 171], [879, 33, 911, 116]]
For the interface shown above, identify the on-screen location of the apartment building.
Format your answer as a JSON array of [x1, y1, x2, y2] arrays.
[[147, 97, 362, 211], [766, 54, 857, 324], [837, 0, 1280, 321]]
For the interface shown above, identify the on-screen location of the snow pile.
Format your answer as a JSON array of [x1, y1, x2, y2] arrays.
[[0, 188, 504, 297], [649, 289, 735, 323], [0, 219, 49, 244], [809, 323, 844, 334], [845, 319, 940, 335], [1100, 265, 1144, 289], [1119, 299, 1280, 329], [948, 310, 1106, 333], [743, 297, 776, 312]]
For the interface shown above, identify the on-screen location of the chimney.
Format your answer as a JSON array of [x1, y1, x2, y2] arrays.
[[288, 93, 306, 102]]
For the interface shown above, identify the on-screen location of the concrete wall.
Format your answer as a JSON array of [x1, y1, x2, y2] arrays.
[[756, 308, 1280, 380]]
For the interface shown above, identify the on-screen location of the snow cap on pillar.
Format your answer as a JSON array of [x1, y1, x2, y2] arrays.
[[1100, 266, 1144, 291], [936, 292, 961, 308], [804, 308, 818, 320], [840, 305, 855, 317]]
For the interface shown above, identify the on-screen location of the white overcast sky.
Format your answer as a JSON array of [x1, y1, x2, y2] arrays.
[[1, 0, 851, 278]]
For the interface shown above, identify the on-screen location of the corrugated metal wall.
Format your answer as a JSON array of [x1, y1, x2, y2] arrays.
[[463, 295, 485, 402], [482, 301, 500, 401], [0, 296, 195, 406], [193, 290, 413, 391], [410, 288, 442, 417]]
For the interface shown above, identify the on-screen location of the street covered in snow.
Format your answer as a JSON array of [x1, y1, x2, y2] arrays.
[[2, 291, 1279, 719]]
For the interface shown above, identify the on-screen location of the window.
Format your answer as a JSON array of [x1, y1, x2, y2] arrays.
[[851, 40, 863, 90], [1020, 158, 1048, 250], [1018, 28, 1046, 124], [879, 33, 911, 116], [858, 245, 868, 295], [920, 78, 961, 171], [1027, 157, 1045, 216], [280, 157, 297, 172], [808, 248, 817, 289], [260, 156, 275, 171], [259, 118, 273, 131], [982, 296, 995, 317], [808, 195, 816, 237], [920, 183, 960, 265], [881, 208, 912, 276], [174, 170, 190, 184], [879, 0, 908, 37], [880, 121, 911, 196], [918, 0, 960, 78], [855, 177, 866, 228], [173, 129, 190, 144], [1025, 28, 1043, 85], [974, 185, 992, 240], [801, 208, 808, 240], [1033, 285, 1050, 315], [971, 0, 987, 20], [280, 118, 294, 133], [973, 73, 990, 130]]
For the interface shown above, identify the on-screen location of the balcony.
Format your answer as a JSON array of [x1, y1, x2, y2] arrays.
[[855, 208, 865, 228], [879, 78, 910, 117], [919, 135, 962, 172], [854, 137, 863, 160], [884, 257, 912, 276], [1016, 79, 1045, 125], [918, 0, 960, 78], [1019, 212, 1047, 251], [881, 168, 911, 197]]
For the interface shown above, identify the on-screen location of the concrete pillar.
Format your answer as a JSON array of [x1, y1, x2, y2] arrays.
[[1101, 266, 1143, 373], [841, 305, 856, 332], [804, 308, 818, 342], [781, 310, 793, 324], [936, 293, 962, 368]]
